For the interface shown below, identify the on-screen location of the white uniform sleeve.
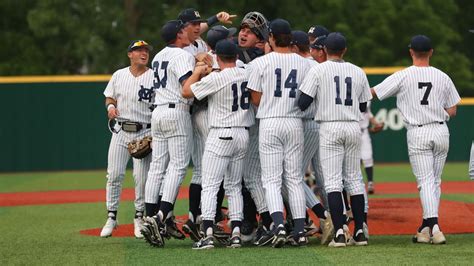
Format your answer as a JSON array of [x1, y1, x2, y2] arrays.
[[374, 71, 403, 100], [191, 74, 217, 100], [173, 53, 195, 84], [443, 76, 461, 108], [103, 72, 117, 98], [299, 66, 319, 98], [358, 72, 373, 103], [247, 60, 263, 92]]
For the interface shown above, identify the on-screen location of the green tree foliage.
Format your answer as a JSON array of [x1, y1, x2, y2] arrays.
[[0, 0, 472, 95]]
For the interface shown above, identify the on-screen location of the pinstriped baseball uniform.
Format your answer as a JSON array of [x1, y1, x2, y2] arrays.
[[103, 67, 154, 212], [191, 67, 255, 222], [282, 56, 322, 209], [359, 101, 374, 167], [374, 66, 460, 218], [144, 46, 194, 207], [299, 60, 372, 195], [184, 38, 209, 187], [248, 52, 309, 220], [469, 142, 474, 180]]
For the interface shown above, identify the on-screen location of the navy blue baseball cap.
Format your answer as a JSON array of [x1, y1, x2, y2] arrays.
[[409, 35, 432, 52], [325, 32, 346, 51], [207, 25, 237, 50], [178, 8, 206, 24], [161, 20, 185, 43], [269, 19, 291, 35], [215, 39, 239, 56], [308, 25, 329, 38], [291, 30, 309, 46], [310, 35, 327, 49], [127, 40, 153, 52]]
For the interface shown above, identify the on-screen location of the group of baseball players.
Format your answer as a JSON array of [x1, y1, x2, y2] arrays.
[[100, 8, 461, 249]]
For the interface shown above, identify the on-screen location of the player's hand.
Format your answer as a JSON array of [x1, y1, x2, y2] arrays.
[[195, 53, 213, 67], [216, 11, 237, 24], [108, 107, 119, 120], [194, 62, 210, 77], [369, 122, 384, 133]]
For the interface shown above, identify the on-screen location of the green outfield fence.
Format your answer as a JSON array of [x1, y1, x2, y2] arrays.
[[1, 68, 473, 172]]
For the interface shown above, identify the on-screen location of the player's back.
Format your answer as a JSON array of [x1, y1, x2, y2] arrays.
[[248, 52, 309, 119], [314, 60, 371, 122], [207, 67, 255, 128], [151, 46, 195, 105], [389, 66, 459, 125]]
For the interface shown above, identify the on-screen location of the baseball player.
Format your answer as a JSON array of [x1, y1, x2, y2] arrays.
[[141, 20, 195, 248], [100, 40, 154, 238], [299, 32, 372, 247], [307, 29, 329, 207], [178, 8, 236, 242], [359, 101, 384, 194], [372, 35, 460, 245], [236, 11, 274, 244], [248, 19, 310, 247], [307, 25, 329, 44], [289, 30, 334, 245], [182, 40, 254, 249]]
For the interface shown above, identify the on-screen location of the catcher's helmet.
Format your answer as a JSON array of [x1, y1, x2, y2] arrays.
[[240, 11, 269, 41]]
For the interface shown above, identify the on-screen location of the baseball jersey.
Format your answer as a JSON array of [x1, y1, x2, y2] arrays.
[[374, 66, 460, 126], [359, 101, 373, 129], [151, 46, 195, 106], [103, 67, 155, 124], [247, 52, 310, 119], [183, 38, 209, 56], [299, 60, 372, 122], [191, 67, 255, 128], [303, 56, 318, 119]]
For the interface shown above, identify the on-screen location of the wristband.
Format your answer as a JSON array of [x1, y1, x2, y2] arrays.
[[107, 104, 116, 111], [207, 15, 218, 26]]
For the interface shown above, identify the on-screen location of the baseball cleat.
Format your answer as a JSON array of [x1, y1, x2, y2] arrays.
[[192, 236, 215, 250], [287, 232, 308, 247], [328, 232, 346, 248], [133, 217, 144, 239], [412, 226, 431, 244], [165, 218, 186, 240], [272, 226, 287, 248], [254, 226, 275, 246], [100, 213, 118, 238], [227, 234, 242, 248], [141, 216, 164, 247], [431, 225, 446, 244], [183, 219, 203, 242], [304, 220, 319, 237], [347, 229, 368, 246], [320, 216, 335, 245]]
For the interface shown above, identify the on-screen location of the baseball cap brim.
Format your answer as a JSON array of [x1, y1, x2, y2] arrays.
[[128, 40, 153, 52]]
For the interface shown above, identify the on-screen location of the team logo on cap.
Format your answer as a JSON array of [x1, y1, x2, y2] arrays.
[[194, 11, 201, 18], [308, 27, 315, 34]]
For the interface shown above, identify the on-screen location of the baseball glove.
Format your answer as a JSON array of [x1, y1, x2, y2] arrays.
[[127, 136, 152, 159], [369, 123, 384, 134]]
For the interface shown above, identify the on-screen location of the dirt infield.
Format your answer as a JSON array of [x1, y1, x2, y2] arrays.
[[1, 182, 472, 236]]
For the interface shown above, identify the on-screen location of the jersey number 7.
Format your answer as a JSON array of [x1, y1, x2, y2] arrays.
[[418, 82, 432, 105]]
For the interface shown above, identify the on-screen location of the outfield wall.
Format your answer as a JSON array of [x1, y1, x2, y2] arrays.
[[0, 69, 472, 172]]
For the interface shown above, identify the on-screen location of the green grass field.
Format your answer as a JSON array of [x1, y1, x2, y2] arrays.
[[1, 162, 473, 265]]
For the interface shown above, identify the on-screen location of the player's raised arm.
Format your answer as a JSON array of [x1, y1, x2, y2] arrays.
[[182, 62, 210, 98], [200, 11, 237, 34]]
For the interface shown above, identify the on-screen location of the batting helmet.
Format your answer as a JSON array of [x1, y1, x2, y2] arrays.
[[240, 11, 269, 41]]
